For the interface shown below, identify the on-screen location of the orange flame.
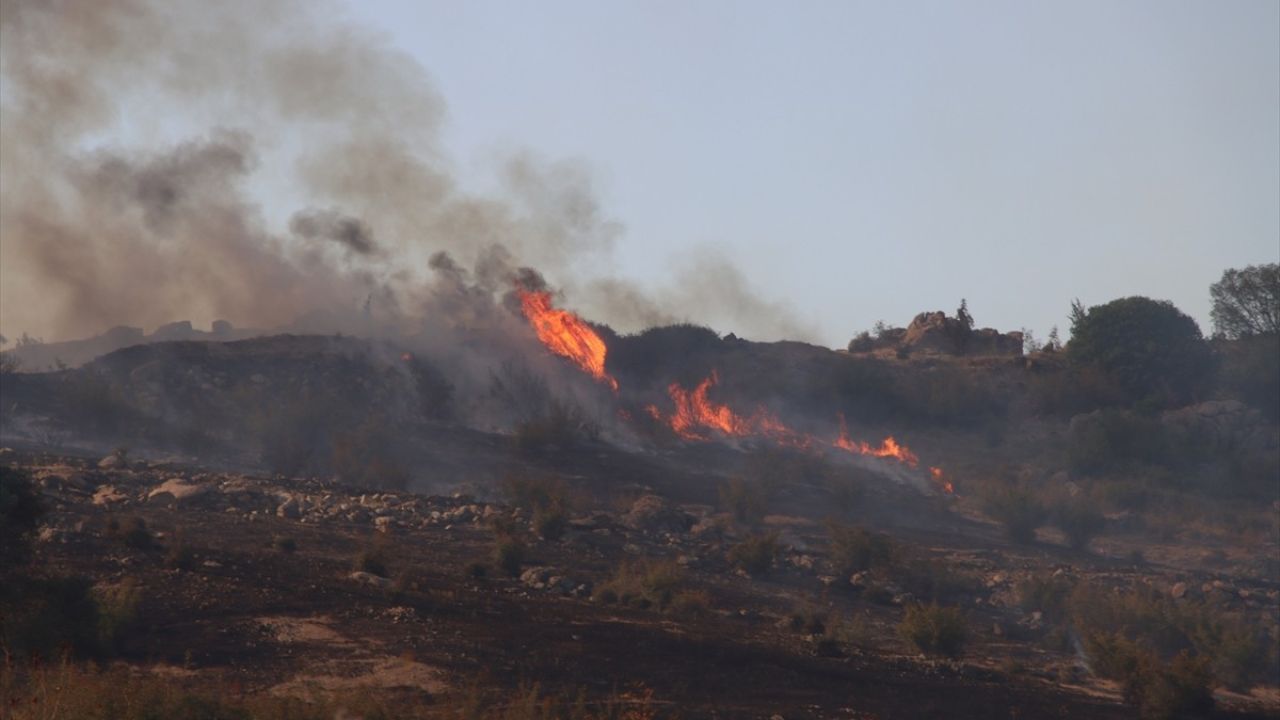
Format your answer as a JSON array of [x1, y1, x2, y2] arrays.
[[930, 466, 955, 495], [650, 373, 940, 480], [518, 289, 618, 391], [832, 414, 918, 467]]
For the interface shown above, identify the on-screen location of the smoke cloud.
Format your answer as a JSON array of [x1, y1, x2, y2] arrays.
[[0, 0, 814, 345]]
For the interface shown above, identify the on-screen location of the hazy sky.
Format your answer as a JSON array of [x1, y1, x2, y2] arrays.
[[343, 0, 1279, 346]]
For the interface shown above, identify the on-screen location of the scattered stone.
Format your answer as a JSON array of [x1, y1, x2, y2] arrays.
[[1170, 582, 1188, 599], [349, 571, 392, 589], [93, 485, 127, 506], [148, 478, 215, 506], [622, 495, 693, 534]]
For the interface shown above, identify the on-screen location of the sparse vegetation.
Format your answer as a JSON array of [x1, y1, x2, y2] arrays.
[[592, 559, 685, 611], [728, 532, 780, 575], [492, 536, 527, 577], [980, 485, 1046, 544], [898, 603, 968, 658], [827, 523, 895, 577]]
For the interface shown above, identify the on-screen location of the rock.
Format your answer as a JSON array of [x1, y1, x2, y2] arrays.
[[349, 571, 392, 589], [147, 478, 215, 506], [374, 516, 394, 532], [276, 496, 303, 519], [93, 485, 128, 506], [98, 454, 124, 470], [1162, 400, 1278, 453], [1171, 582, 1188, 599], [621, 495, 693, 534], [900, 311, 1022, 356]]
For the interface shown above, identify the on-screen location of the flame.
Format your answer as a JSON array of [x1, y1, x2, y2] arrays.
[[930, 466, 955, 495], [649, 373, 941, 482], [667, 371, 754, 439], [833, 414, 918, 466], [517, 289, 618, 391]]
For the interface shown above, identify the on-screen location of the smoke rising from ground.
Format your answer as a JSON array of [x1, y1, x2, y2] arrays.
[[0, 0, 813, 345]]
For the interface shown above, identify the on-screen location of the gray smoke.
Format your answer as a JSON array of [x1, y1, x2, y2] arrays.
[[0, 0, 814, 346]]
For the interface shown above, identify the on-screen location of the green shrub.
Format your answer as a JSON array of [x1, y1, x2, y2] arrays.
[[898, 603, 968, 658], [718, 477, 767, 525], [1017, 575, 1075, 625], [96, 579, 142, 655], [728, 532, 780, 575], [592, 559, 685, 611], [981, 485, 1046, 543], [1053, 499, 1106, 551], [164, 533, 195, 571], [1067, 409, 1175, 476], [107, 517, 155, 551], [355, 537, 392, 578], [788, 605, 827, 635], [492, 537, 526, 577], [0, 466, 45, 580], [669, 589, 714, 620], [891, 558, 979, 605], [827, 523, 895, 577], [532, 506, 568, 541], [1067, 296, 1213, 407]]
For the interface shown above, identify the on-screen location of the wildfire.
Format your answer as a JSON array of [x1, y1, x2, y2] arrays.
[[930, 466, 955, 495], [517, 289, 618, 391], [833, 414, 919, 466], [666, 371, 756, 439]]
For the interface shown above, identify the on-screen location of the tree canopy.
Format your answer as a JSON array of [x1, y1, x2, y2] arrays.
[[1210, 263, 1279, 339], [1067, 296, 1211, 405]]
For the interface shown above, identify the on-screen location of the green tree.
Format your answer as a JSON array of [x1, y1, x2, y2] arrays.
[[1067, 297, 1212, 405], [1210, 263, 1279, 339]]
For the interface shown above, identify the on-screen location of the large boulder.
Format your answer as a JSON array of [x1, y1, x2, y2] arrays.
[[1162, 400, 1278, 453]]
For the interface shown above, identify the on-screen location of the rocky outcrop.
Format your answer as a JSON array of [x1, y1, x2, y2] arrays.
[[847, 312, 1022, 357], [1162, 400, 1279, 453]]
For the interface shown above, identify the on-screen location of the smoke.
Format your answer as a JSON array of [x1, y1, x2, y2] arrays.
[[577, 248, 821, 342], [0, 0, 812, 346], [290, 208, 378, 256]]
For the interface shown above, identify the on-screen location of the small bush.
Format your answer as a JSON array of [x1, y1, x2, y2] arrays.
[[272, 536, 297, 554], [465, 561, 488, 579], [788, 605, 827, 635], [0, 466, 45, 578], [593, 559, 685, 611], [164, 534, 195, 571], [96, 579, 142, 655], [355, 537, 392, 578], [1053, 500, 1106, 551], [492, 537, 526, 577], [891, 558, 979, 605], [669, 589, 714, 620], [719, 477, 767, 525], [107, 517, 155, 551], [532, 506, 568, 541], [1017, 575, 1075, 625], [898, 603, 968, 658], [981, 485, 1046, 543], [728, 532, 779, 575], [827, 522, 895, 577]]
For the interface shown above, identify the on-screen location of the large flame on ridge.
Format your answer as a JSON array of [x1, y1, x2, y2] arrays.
[[517, 289, 618, 391]]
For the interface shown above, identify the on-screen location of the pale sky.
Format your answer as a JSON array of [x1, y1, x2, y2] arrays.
[[342, 0, 1280, 346]]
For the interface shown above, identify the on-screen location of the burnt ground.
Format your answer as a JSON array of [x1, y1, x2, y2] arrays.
[[9, 439, 1279, 719]]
